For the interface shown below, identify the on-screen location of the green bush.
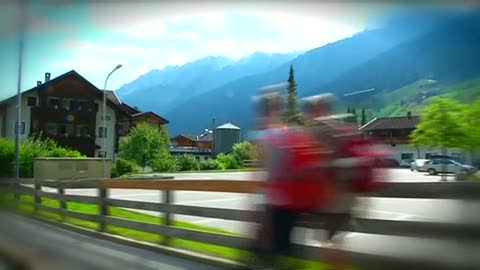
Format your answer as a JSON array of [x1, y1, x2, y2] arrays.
[[216, 153, 241, 170], [175, 154, 200, 171], [113, 158, 139, 177], [150, 154, 178, 172], [18, 138, 84, 178], [0, 138, 14, 176], [200, 158, 220, 170], [232, 141, 261, 163]]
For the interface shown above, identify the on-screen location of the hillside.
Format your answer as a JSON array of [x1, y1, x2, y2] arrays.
[[116, 52, 300, 114], [163, 11, 478, 135], [318, 13, 480, 97]]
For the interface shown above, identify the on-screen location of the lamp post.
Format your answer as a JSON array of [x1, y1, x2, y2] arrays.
[[14, 1, 26, 197], [102, 64, 122, 178]]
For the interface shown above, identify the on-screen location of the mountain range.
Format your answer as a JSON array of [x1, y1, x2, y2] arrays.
[[116, 10, 480, 136]]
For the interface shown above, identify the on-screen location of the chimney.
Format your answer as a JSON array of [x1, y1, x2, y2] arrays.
[[37, 81, 42, 86], [45, 72, 51, 82], [407, 111, 412, 120]]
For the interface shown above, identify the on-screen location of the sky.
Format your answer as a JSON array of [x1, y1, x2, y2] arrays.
[[0, 0, 469, 100]]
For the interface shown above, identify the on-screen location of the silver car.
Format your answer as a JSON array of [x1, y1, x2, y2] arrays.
[[420, 159, 478, 175]]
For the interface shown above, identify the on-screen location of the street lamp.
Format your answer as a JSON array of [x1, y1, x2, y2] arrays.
[[102, 64, 122, 178]]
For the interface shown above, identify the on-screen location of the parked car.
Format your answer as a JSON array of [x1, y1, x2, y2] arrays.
[[410, 159, 429, 171], [419, 159, 478, 175], [376, 158, 400, 168]]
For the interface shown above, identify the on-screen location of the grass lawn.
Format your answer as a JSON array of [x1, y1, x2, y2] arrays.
[[1, 191, 328, 269]]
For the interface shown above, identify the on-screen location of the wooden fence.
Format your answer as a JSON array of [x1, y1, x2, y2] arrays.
[[242, 159, 262, 168], [2, 178, 480, 270]]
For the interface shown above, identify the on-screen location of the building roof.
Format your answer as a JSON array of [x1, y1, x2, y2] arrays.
[[105, 90, 121, 105], [359, 115, 420, 131], [198, 132, 213, 141], [216, 122, 240, 130], [169, 146, 212, 155], [131, 111, 169, 124], [0, 70, 169, 124]]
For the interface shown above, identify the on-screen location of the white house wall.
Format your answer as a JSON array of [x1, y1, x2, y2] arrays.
[[94, 99, 116, 159], [380, 143, 467, 166], [4, 93, 37, 140]]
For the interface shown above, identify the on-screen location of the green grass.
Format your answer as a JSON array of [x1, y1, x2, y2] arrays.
[[0, 191, 329, 269]]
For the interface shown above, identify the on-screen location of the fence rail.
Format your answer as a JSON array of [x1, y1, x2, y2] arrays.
[[1, 177, 479, 270]]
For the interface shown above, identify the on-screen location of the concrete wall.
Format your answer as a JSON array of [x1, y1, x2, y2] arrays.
[[4, 93, 38, 140], [94, 99, 116, 159], [34, 157, 112, 180]]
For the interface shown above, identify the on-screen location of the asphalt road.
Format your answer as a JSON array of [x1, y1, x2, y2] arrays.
[[43, 169, 479, 266], [0, 211, 224, 270]]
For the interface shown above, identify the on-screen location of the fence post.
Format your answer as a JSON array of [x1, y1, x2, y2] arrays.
[[34, 179, 41, 212], [98, 186, 108, 232], [162, 189, 173, 244], [58, 183, 66, 221]]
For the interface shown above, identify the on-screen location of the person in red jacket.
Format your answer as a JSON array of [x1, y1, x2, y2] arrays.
[[247, 88, 331, 269]]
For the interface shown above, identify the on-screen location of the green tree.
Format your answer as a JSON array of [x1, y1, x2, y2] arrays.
[[347, 107, 351, 114], [232, 141, 261, 163], [460, 98, 480, 159], [284, 65, 302, 124], [410, 98, 465, 179], [352, 107, 356, 115], [361, 108, 367, 126], [119, 122, 171, 168]]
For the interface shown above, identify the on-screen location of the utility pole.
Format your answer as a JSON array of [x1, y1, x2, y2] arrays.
[[211, 117, 216, 158], [14, 1, 26, 198]]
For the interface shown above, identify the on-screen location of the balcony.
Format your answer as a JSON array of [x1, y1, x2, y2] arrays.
[[30, 107, 96, 124]]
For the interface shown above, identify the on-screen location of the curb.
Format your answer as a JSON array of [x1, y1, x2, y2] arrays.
[[14, 211, 244, 270]]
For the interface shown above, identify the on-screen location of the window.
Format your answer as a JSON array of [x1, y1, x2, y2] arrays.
[[401, 153, 414, 160], [76, 125, 90, 137], [48, 97, 60, 109], [14, 122, 25, 135], [98, 127, 107, 138], [117, 124, 126, 137], [27, 97, 37, 107], [63, 98, 73, 111], [59, 124, 74, 136], [45, 123, 57, 136], [98, 151, 106, 158]]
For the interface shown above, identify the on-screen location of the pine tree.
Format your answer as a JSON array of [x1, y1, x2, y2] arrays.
[[347, 107, 351, 114], [361, 108, 367, 126], [352, 107, 356, 115], [284, 65, 301, 124]]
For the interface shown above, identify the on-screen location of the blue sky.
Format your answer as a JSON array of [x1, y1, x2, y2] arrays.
[[0, 0, 467, 100]]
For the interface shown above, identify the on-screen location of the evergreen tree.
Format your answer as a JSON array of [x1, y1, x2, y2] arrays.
[[361, 108, 367, 126], [347, 107, 351, 114], [284, 65, 301, 124], [352, 107, 356, 115]]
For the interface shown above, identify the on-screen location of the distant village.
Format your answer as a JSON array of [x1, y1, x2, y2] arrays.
[[0, 70, 471, 166]]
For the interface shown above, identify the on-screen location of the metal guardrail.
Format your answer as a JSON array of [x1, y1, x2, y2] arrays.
[[2, 178, 480, 270]]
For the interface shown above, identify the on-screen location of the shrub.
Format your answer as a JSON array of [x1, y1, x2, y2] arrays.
[[232, 141, 261, 163], [0, 138, 14, 176], [200, 158, 220, 170], [18, 138, 85, 178], [113, 158, 139, 177], [175, 154, 200, 171], [216, 153, 241, 170], [150, 153, 178, 172]]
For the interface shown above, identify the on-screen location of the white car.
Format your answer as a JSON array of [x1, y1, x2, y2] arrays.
[[419, 159, 478, 175], [410, 159, 429, 171]]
